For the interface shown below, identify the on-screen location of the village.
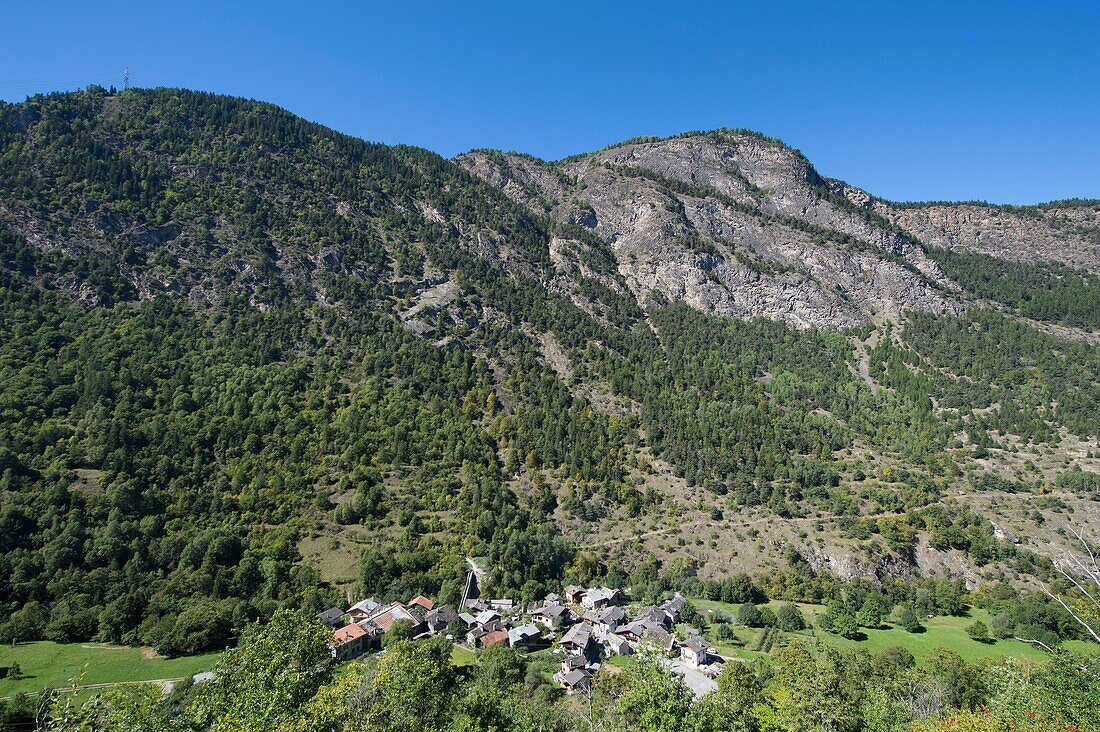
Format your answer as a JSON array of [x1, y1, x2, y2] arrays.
[[320, 583, 723, 697]]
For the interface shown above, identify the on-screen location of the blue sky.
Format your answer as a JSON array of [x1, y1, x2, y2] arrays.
[[3, 1, 1098, 203]]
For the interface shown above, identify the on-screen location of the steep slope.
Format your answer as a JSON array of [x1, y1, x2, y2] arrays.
[[853, 192, 1100, 272], [460, 133, 1100, 334], [0, 87, 562, 307], [0, 87, 635, 652], [1, 88, 1098, 657], [458, 131, 959, 329]]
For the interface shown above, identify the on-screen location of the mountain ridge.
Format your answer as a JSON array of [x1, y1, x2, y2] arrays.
[[4, 87, 1098, 329]]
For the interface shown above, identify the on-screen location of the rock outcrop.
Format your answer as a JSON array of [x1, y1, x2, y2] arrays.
[[458, 131, 962, 329], [829, 180, 1100, 273]]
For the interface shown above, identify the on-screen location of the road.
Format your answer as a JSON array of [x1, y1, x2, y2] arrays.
[[666, 659, 718, 699]]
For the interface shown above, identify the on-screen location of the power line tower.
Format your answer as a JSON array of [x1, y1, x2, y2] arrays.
[[123, 67, 130, 90]]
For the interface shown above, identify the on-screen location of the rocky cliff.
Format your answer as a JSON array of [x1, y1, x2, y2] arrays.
[[458, 132, 966, 329], [459, 131, 1099, 330]]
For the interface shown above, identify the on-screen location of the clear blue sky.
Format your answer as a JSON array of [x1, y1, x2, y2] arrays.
[[3, 1, 1098, 204]]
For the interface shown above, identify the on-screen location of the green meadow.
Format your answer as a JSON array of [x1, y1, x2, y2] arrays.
[[692, 599, 1090, 663], [0, 642, 218, 698], [449, 643, 478, 667]]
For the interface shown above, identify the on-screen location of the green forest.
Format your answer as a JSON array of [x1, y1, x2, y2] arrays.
[[927, 247, 1100, 329]]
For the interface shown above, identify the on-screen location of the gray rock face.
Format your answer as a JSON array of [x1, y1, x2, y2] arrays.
[[457, 131, 962, 330], [883, 201, 1099, 273], [828, 179, 1100, 273]]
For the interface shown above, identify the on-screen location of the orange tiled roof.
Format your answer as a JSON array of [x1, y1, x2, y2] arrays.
[[409, 595, 435, 610], [482, 629, 509, 647], [334, 623, 367, 644]]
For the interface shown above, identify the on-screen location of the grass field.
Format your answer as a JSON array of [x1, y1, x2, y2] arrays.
[[692, 599, 1090, 664], [0, 642, 219, 698], [450, 644, 478, 667]]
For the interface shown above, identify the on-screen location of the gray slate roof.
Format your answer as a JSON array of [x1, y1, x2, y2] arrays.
[[560, 669, 590, 687], [682, 636, 708, 653], [316, 607, 344, 625]]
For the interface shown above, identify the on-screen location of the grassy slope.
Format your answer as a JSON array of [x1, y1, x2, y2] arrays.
[[693, 600, 1091, 664], [0, 642, 219, 698], [450, 644, 478, 667]]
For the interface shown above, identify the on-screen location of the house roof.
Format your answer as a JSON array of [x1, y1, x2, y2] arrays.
[[682, 636, 708, 653], [562, 655, 587, 670], [560, 669, 590, 687], [585, 588, 615, 604], [482, 629, 509, 647], [561, 623, 591, 647], [635, 606, 670, 626], [605, 633, 630, 649], [508, 624, 542, 644], [356, 620, 384, 636], [368, 603, 419, 632], [334, 623, 367, 644], [474, 609, 500, 626], [662, 595, 686, 613], [316, 607, 344, 623], [535, 603, 570, 618], [347, 599, 382, 617], [348, 598, 380, 612], [642, 628, 676, 649], [598, 606, 626, 623], [426, 605, 460, 625], [621, 617, 663, 637], [408, 595, 435, 611]]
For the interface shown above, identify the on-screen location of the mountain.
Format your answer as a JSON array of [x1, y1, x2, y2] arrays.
[[458, 133, 954, 329], [458, 133, 1100, 331], [0, 86, 1098, 655]]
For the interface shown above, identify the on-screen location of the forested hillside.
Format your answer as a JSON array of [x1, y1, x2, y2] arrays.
[[1, 86, 1098, 663]]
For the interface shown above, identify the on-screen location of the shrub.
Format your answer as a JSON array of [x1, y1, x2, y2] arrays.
[[776, 603, 805, 632], [820, 601, 860, 638], [965, 620, 990, 642], [737, 603, 764, 627], [897, 605, 923, 633]]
